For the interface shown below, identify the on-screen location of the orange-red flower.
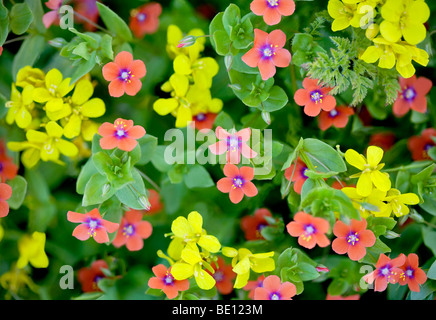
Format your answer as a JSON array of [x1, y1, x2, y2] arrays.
[[209, 256, 236, 295], [284, 158, 308, 195], [332, 219, 376, 261], [407, 128, 436, 161], [209, 126, 257, 164], [73, 0, 100, 31], [102, 51, 146, 97], [217, 164, 258, 204], [191, 112, 218, 131], [243, 275, 265, 300], [398, 253, 427, 292], [67, 208, 119, 243], [129, 2, 162, 38], [98, 118, 146, 152], [241, 208, 272, 240], [42, 0, 62, 28], [0, 153, 18, 183], [369, 132, 396, 151], [147, 189, 163, 215], [254, 275, 297, 300], [241, 29, 291, 81], [77, 260, 109, 292], [363, 253, 406, 292], [250, 0, 295, 25], [0, 183, 12, 218], [318, 105, 354, 131], [294, 77, 336, 117], [286, 211, 330, 249], [112, 211, 152, 251], [148, 264, 189, 299], [393, 75, 432, 117]]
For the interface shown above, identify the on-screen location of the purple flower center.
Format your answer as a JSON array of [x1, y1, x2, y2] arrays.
[[328, 109, 338, 118], [260, 44, 276, 60], [301, 167, 309, 178], [0, 162, 3, 172], [404, 267, 414, 279], [195, 113, 206, 121], [87, 218, 101, 236], [424, 143, 434, 151], [213, 270, 224, 282], [257, 223, 267, 232], [163, 273, 174, 286], [269, 292, 281, 300], [403, 87, 416, 102], [304, 224, 316, 235], [227, 135, 242, 151], [232, 176, 245, 189], [310, 90, 323, 104], [122, 224, 135, 237], [114, 120, 128, 139], [136, 12, 147, 22], [119, 68, 133, 83], [267, 0, 279, 8], [378, 264, 397, 280], [346, 232, 359, 246]]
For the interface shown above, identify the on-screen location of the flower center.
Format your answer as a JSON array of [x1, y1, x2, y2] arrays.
[[301, 167, 309, 178], [270, 292, 281, 300], [227, 135, 241, 151], [232, 176, 244, 189], [329, 109, 338, 118], [195, 113, 206, 121], [347, 232, 359, 246], [114, 120, 128, 138], [267, 0, 279, 7], [136, 13, 147, 22], [304, 224, 316, 235], [0, 162, 3, 172], [87, 218, 100, 236], [122, 224, 135, 237], [163, 272, 174, 285], [405, 268, 414, 278], [403, 87, 416, 102], [310, 90, 323, 104], [119, 69, 133, 83], [261, 44, 277, 60], [213, 270, 224, 282]]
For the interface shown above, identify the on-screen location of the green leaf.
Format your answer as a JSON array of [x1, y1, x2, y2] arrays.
[[9, 3, 33, 35], [222, 4, 240, 36], [292, 33, 313, 51], [411, 163, 436, 184], [184, 165, 214, 189], [92, 151, 114, 177], [303, 138, 347, 173], [212, 30, 232, 56], [327, 278, 348, 296], [428, 147, 436, 161], [0, 2, 8, 46], [137, 134, 158, 166], [6, 175, 27, 210], [422, 227, 436, 256], [151, 146, 173, 172], [214, 111, 234, 130], [82, 173, 114, 207], [115, 169, 148, 210], [262, 86, 288, 112], [281, 137, 303, 170], [12, 34, 45, 80], [70, 50, 97, 84], [395, 170, 410, 193], [24, 0, 45, 33], [427, 260, 436, 280], [96, 2, 132, 42], [100, 34, 114, 60], [76, 158, 98, 194]]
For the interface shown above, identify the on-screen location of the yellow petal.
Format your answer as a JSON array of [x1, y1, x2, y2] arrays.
[[81, 120, 99, 141], [57, 78, 75, 97], [379, 21, 402, 43], [153, 98, 179, 116], [80, 98, 105, 118], [332, 17, 351, 31], [402, 23, 426, 46], [170, 74, 189, 97], [171, 262, 194, 280], [378, 48, 396, 69], [15, 107, 32, 129], [63, 114, 82, 139], [26, 130, 48, 143], [72, 79, 93, 105], [21, 148, 41, 168], [33, 88, 52, 103], [167, 237, 185, 261], [397, 193, 419, 205], [173, 54, 192, 75], [370, 170, 391, 192], [56, 139, 79, 157], [222, 246, 238, 258], [366, 146, 384, 167], [233, 256, 251, 275], [175, 105, 192, 128], [180, 245, 202, 265], [45, 69, 63, 88], [198, 235, 221, 253], [233, 271, 250, 289], [171, 216, 191, 239], [345, 149, 367, 170], [356, 172, 372, 197], [194, 267, 216, 290], [187, 211, 203, 234], [250, 257, 275, 273], [46, 121, 64, 138]]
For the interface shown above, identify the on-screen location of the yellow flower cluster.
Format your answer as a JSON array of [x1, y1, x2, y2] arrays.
[[328, 0, 430, 78], [153, 25, 223, 128], [343, 146, 419, 218], [6, 67, 106, 168]]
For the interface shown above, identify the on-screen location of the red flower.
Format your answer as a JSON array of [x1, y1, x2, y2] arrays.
[[318, 105, 354, 131], [331, 180, 354, 190], [129, 2, 162, 38], [369, 132, 396, 151], [78, 260, 109, 292], [332, 219, 376, 261], [254, 275, 297, 300], [284, 158, 308, 194], [250, 0, 295, 25], [363, 253, 406, 292], [217, 164, 258, 204], [98, 118, 146, 152], [243, 275, 265, 300], [148, 264, 189, 299], [0, 153, 18, 183], [112, 211, 152, 251], [241, 208, 272, 240], [147, 189, 163, 215], [191, 112, 218, 131], [393, 75, 432, 117], [0, 46, 3, 56], [209, 257, 236, 295], [326, 294, 360, 300], [209, 126, 257, 164], [286, 211, 330, 249], [294, 77, 336, 117], [67, 208, 119, 243], [73, 0, 100, 31], [42, 0, 62, 28], [102, 51, 146, 97], [398, 253, 427, 292], [242, 29, 291, 81], [407, 128, 436, 161], [0, 183, 12, 218]]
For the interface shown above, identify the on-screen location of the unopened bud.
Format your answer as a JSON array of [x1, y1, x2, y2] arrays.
[[410, 211, 424, 223], [102, 183, 111, 196], [225, 54, 233, 70], [48, 37, 67, 48], [138, 195, 151, 210], [365, 23, 379, 40], [177, 35, 196, 48], [384, 230, 401, 239], [261, 111, 271, 125], [228, 83, 241, 91], [316, 265, 329, 273]]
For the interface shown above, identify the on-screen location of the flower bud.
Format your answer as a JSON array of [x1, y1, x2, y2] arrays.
[[316, 265, 329, 273], [48, 37, 67, 48], [102, 183, 111, 197], [177, 35, 197, 48], [384, 230, 401, 239], [261, 111, 271, 125], [225, 54, 233, 70], [410, 211, 424, 223], [138, 195, 151, 211]]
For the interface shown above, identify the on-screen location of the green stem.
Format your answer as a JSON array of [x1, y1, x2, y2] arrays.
[[73, 11, 113, 35], [137, 170, 161, 192], [3, 35, 28, 45], [383, 161, 431, 173]]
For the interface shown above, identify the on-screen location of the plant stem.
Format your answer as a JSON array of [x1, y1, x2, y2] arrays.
[[138, 169, 161, 192], [383, 161, 432, 173], [73, 11, 113, 35]]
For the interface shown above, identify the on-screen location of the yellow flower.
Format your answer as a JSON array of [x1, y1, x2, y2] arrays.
[[327, 0, 363, 31], [166, 25, 206, 61], [0, 264, 39, 298], [33, 68, 75, 114], [59, 79, 105, 139], [342, 187, 390, 218], [173, 54, 219, 89], [345, 146, 391, 197], [380, 0, 430, 45], [17, 232, 49, 269], [169, 211, 221, 260], [5, 84, 35, 129], [222, 246, 275, 289], [384, 188, 419, 217], [171, 242, 216, 290], [8, 121, 79, 168], [16, 66, 45, 88]]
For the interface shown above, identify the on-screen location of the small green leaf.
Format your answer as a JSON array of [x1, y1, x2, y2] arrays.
[[6, 175, 27, 210], [9, 3, 33, 35], [303, 138, 347, 173], [82, 173, 114, 207], [222, 4, 240, 36], [137, 135, 158, 166], [262, 86, 288, 112], [115, 169, 148, 210], [184, 165, 214, 189], [214, 111, 234, 130], [96, 2, 132, 42], [12, 34, 45, 80]]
